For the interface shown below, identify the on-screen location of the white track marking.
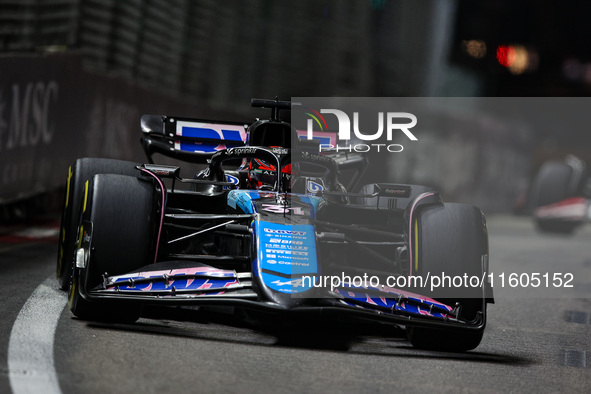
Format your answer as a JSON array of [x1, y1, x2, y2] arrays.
[[8, 276, 66, 394]]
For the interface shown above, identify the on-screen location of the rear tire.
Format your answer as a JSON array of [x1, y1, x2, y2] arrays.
[[68, 174, 155, 323], [57, 158, 139, 290], [406, 203, 487, 352]]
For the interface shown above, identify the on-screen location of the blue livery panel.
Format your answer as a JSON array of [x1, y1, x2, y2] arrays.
[[227, 190, 260, 213], [256, 222, 318, 293]]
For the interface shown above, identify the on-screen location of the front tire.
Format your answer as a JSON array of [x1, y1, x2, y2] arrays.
[[68, 174, 155, 323], [406, 203, 488, 352], [57, 158, 139, 290]]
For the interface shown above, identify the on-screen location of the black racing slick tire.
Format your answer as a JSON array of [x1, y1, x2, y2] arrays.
[[68, 174, 155, 323], [529, 161, 579, 234], [406, 203, 488, 352], [57, 158, 139, 290]]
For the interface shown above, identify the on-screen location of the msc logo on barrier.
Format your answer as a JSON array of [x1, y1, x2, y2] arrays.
[[0, 81, 59, 152]]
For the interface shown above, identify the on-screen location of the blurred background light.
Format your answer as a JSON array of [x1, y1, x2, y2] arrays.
[[562, 58, 582, 80], [497, 45, 537, 75], [462, 39, 487, 59], [508, 46, 528, 74], [496, 45, 516, 68]]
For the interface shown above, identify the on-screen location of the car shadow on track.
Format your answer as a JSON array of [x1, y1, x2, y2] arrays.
[[82, 305, 532, 366]]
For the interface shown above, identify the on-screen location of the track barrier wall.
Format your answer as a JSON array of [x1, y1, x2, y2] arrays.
[[0, 52, 239, 205]]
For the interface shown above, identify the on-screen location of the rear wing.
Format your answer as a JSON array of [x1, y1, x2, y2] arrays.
[[141, 115, 249, 164]]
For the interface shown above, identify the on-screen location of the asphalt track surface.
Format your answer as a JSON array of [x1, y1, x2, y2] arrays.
[[0, 215, 590, 393]]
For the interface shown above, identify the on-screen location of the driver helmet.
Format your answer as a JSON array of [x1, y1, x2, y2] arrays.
[[248, 158, 291, 191]]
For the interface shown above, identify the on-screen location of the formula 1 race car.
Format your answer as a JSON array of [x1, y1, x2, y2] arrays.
[[529, 155, 591, 234], [57, 98, 493, 352]]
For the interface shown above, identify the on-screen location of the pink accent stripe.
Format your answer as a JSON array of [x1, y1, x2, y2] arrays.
[[140, 168, 166, 264]]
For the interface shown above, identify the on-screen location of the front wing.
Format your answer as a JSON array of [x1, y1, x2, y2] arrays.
[[74, 261, 486, 334]]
